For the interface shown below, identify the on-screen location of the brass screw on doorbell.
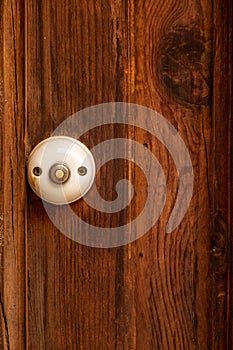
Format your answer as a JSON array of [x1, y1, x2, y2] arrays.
[[27, 136, 96, 205]]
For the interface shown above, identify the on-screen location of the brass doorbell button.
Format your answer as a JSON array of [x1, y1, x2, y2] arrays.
[[49, 163, 70, 184]]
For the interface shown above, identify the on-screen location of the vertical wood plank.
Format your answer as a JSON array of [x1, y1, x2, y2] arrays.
[[0, 0, 6, 346], [26, 1, 136, 349], [212, 0, 233, 349], [229, 0, 233, 346], [131, 1, 213, 348], [0, 1, 26, 349]]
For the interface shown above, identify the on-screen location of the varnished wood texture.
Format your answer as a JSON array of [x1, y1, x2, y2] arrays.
[[0, 0, 232, 349]]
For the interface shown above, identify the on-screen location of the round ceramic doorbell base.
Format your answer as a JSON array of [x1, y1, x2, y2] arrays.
[[27, 136, 96, 205]]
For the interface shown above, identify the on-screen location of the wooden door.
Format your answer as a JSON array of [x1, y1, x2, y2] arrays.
[[0, 0, 232, 349]]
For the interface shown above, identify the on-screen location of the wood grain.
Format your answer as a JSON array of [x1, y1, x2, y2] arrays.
[[132, 1, 212, 348], [229, 1, 233, 346], [0, 1, 26, 349], [0, 0, 232, 349], [25, 0, 212, 349], [212, 1, 233, 348]]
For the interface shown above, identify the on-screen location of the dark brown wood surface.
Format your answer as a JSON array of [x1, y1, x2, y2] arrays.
[[0, 0, 232, 349], [0, 1, 26, 349]]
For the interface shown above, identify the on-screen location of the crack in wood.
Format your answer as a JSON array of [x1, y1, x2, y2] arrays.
[[0, 293, 10, 350]]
